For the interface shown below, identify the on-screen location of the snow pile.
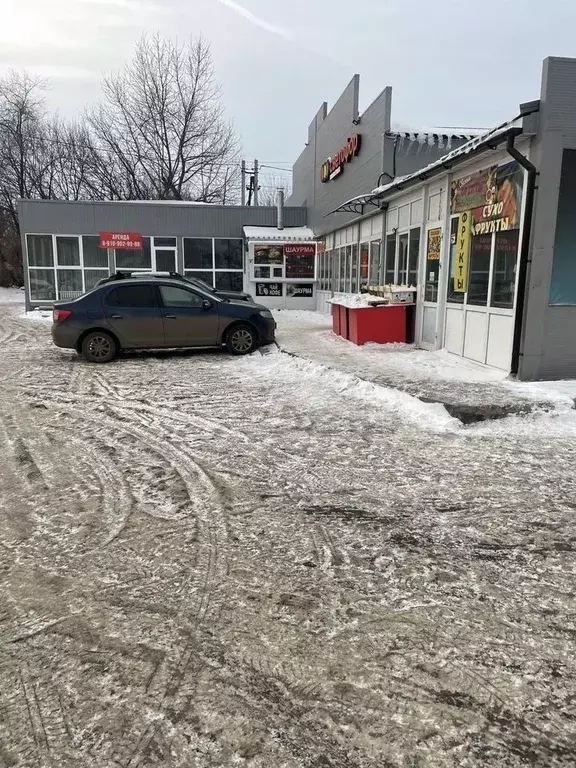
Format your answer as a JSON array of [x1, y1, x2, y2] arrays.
[[21, 308, 52, 323], [242, 350, 458, 433], [0, 287, 24, 304]]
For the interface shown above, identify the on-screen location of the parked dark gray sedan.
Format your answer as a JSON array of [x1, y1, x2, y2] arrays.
[[52, 277, 275, 363]]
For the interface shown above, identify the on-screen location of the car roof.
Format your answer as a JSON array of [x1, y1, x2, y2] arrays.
[[100, 277, 218, 298]]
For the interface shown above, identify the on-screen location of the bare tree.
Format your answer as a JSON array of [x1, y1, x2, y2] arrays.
[[257, 172, 293, 206], [88, 34, 240, 202]]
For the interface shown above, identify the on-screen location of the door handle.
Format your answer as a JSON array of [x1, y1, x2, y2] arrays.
[[164, 314, 177, 319], [111, 314, 123, 319]]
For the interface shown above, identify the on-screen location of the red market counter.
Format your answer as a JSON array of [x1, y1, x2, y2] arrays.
[[331, 301, 413, 345]]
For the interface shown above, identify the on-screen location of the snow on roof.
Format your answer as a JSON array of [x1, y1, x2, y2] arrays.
[[243, 226, 315, 241], [370, 117, 525, 197], [329, 116, 527, 216], [390, 123, 488, 139]]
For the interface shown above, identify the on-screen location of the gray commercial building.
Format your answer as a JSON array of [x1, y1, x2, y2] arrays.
[[17, 56, 576, 380]]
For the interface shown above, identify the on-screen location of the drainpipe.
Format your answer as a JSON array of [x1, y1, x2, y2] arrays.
[[506, 133, 537, 376]]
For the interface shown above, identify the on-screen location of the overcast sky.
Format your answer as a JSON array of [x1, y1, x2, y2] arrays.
[[3, 0, 576, 187]]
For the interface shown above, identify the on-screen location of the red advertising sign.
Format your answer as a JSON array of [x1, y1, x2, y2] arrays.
[[99, 232, 143, 250], [284, 243, 316, 279]]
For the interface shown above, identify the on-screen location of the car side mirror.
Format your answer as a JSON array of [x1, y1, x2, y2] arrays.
[[202, 299, 211, 310]]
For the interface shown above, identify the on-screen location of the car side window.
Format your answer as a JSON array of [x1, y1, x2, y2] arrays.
[[160, 285, 205, 308], [106, 284, 156, 307]]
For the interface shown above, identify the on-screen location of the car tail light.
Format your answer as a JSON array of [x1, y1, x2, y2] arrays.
[[53, 309, 72, 323]]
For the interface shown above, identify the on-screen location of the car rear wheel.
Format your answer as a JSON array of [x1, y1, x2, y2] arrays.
[[81, 331, 117, 363], [225, 323, 257, 356]]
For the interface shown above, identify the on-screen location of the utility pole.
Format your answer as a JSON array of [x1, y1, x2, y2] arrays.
[[241, 160, 246, 206], [247, 173, 254, 206], [253, 159, 259, 206]]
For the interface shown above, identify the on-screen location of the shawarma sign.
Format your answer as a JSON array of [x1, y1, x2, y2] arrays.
[[451, 161, 524, 236], [320, 134, 361, 183]]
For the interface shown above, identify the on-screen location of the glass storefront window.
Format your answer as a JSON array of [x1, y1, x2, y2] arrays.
[[384, 235, 396, 284], [369, 241, 380, 285], [467, 234, 493, 306], [27, 235, 53, 267], [215, 239, 243, 269], [84, 270, 108, 291], [29, 269, 56, 301], [339, 247, 345, 291], [57, 270, 83, 297], [446, 217, 464, 304], [185, 270, 214, 287], [408, 228, 420, 287], [491, 230, 519, 308], [215, 272, 243, 292], [83, 236, 108, 267], [184, 238, 213, 269], [56, 236, 80, 266], [398, 233, 409, 284], [350, 243, 359, 292], [115, 238, 151, 270]]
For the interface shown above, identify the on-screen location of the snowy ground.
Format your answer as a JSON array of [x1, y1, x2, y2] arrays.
[[275, 310, 576, 414], [2, 293, 576, 767]]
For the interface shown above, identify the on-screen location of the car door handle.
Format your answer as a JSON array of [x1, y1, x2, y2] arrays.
[[164, 314, 177, 319], [111, 314, 123, 319]]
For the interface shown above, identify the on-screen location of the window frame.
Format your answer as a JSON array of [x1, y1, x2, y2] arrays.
[[184, 237, 244, 289], [26, 233, 110, 302]]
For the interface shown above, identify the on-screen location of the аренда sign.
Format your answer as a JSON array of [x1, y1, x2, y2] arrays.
[[99, 233, 144, 250]]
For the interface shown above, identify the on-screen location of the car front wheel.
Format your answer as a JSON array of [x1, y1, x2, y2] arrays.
[[81, 331, 117, 363], [225, 323, 257, 355]]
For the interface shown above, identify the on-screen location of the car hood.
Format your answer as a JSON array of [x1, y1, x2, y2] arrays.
[[215, 290, 252, 301], [225, 298, 270, 312]]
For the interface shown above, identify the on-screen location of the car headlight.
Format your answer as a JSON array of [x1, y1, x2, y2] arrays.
[[259, 309, 274, 319]]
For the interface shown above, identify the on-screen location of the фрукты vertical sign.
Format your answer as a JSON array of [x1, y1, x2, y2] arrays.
[[454, 213, 471, 292]]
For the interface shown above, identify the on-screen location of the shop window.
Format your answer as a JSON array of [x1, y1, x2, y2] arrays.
[[185, 270, 214, 287], [184, 238, 213, 269], [115, 238, 151, 270], [29, 269, 56, 301], [185, 238, 244, 290], [466, 234, 492, 306], [27, 235, 53, 267], [83, 236, 108, 268], [215, 239, 243, 269], [384, 235, 396, 284], [408, 228, 420, 286], [57, 270, 83, 298], [550, 149, 576, 305], [154, 237, 176, 248], [369, 241, 380, 285], [398, 233, 408, 284], [254, 266, 270, 279], [350, 243, 359, 292], [491, 230, 519, 308], [343, 246, 351, 291], [56, 237, 80, 266], [359, 242, 369, 289], [85, 270, 108, 291], [424, 228, 442, 302], [446, 217, 464, 304], [338, 248, 346, 291], [215, 272, 243, 292], [155, 250, 176, 272]]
